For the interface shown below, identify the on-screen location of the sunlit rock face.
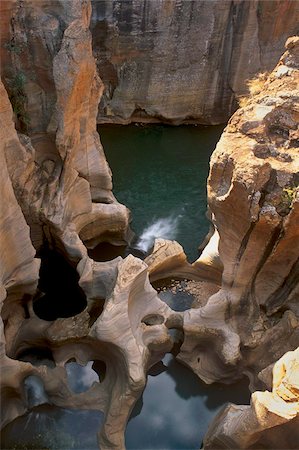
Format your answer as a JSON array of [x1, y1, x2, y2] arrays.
[[0, 0, 130, 254], [0, 79, 40, 429], [204, 348, 299, 449], [177, 35, 299, 384], [0, 0, 298, 448], [91, 0, 299, 125]]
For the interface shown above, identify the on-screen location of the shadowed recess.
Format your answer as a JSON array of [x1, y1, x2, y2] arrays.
[[33, 247, 87, 321]]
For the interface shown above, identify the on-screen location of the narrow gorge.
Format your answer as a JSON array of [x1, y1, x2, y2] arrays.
[[0, 1, 298, 449]]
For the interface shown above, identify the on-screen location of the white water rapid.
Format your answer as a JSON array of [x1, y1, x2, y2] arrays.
[[134, 215, 180, 253]]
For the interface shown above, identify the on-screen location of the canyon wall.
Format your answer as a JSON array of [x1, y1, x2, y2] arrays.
[[0, 0, 298, 448], [1, 0, 299, 126], [91, 0, 299, 124]]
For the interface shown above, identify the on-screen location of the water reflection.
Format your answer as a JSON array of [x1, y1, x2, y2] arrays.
[[1, 405, 104, 450], [126, 354, 250, 449], [65, 361, 101, 394], [2, 353, 250, 450]]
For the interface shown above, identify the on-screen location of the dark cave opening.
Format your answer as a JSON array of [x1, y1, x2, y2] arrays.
[[33, 247, 87, 321]]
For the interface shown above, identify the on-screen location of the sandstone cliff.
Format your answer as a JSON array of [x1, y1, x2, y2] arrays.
[[1, 0, 299, 126], [0, 0, 298, 448]]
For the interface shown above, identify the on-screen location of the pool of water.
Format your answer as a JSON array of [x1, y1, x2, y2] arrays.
[[99, 124, 224, 262], [1, 124, 251, 450], [1, 405, 104, 450], [1, 355, 250, 450], [126, 354, 250, 450]]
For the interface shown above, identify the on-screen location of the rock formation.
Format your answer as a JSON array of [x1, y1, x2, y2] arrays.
[[1, 1, 299, 126], [0, 0, 298, 448], [204, 347, 299, 449], [91, 0, 299, 124], [177, 36, 299, 390]]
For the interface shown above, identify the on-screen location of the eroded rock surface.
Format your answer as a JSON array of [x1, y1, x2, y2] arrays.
[[91, 0, 299, 125], [204, 348, 299, 449], [0, 1, 299, 448], [176, 36, 299, 389], [1, 0, 299, 126]]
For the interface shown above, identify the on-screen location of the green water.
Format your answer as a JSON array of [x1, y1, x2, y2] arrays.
[[1, 124, 252, 450], [99, 124, 224, 261]]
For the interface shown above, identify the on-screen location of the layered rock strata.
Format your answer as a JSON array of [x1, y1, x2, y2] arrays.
[[91, 0, 299, 125], [0, 1, 299, 449], [1, 0, 299, 126], [0, 0, 130, 439]]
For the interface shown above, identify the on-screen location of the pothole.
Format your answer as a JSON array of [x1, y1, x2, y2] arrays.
[[142, 314, 164, 326], [17, 347, 55, 368], [33, 247, 87, 321], [65, 360, 106, 394]]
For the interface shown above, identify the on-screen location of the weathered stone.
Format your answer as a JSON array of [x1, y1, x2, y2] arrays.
[[203, 348, 299, 449]]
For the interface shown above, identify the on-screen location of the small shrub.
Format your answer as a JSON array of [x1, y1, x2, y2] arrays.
[[247, 72, 269, 96], [282, 186, 298, 207], [277, 185, 298, 216], [3, 40, 23, 54], [6, 71, 30, 132], [237, 72, 269, 108]]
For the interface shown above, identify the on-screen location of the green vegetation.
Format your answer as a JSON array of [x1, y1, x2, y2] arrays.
[[282, 186, 298, 208], [3, 40, 24, 54], [6, 71, 30, 132]]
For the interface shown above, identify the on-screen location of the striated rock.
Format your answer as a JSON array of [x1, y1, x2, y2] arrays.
[[203, 347, 299, 449], [0, 79, 40, 428], [1, 0, 130, 255], [0, 1, 299, 448], [0, 0, 130, 439], [1, 1, 299, 126], [6, 254, 177, 449], [176, 36, 299, 390], [91, 0, 299, 125], [145, 238, 223, 285]]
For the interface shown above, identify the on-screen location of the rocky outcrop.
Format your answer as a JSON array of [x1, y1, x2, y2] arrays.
[[91, 0, 299, 124], [0, 0, 130, 436], [176, 36, 299, 389], [0, 0, 298, 448], [1, 1, 299, 126], [204, 347, 299, 449], [0, 79, 40, 428], [1, 0, 130, 255]]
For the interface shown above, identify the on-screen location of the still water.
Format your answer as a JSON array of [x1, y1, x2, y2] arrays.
[[1, 125, 251, 450], [99, 124, 224, 261], [1, 355, 250, 450]]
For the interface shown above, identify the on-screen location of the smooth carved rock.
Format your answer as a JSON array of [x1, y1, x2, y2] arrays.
[[1, 2, 299, 449], [0, 79, 40, 428], [203, 347, 299, 449], [175, 37, 299, 390], [145, 238, 223, 285], [0, 0, 130, 440], [7, 255, 176, 449]]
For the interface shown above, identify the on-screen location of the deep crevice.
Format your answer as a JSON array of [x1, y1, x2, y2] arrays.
[[266, 257, 299, 315], [33, 247, 87, 321]]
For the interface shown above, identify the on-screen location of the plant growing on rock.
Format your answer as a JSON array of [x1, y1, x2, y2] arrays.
[[3, 40, 24, 54], [238, 72, 269, 108], [6, 71, 30, 133], [277, 185, 298, 216], [282, 185, 298, 207]]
